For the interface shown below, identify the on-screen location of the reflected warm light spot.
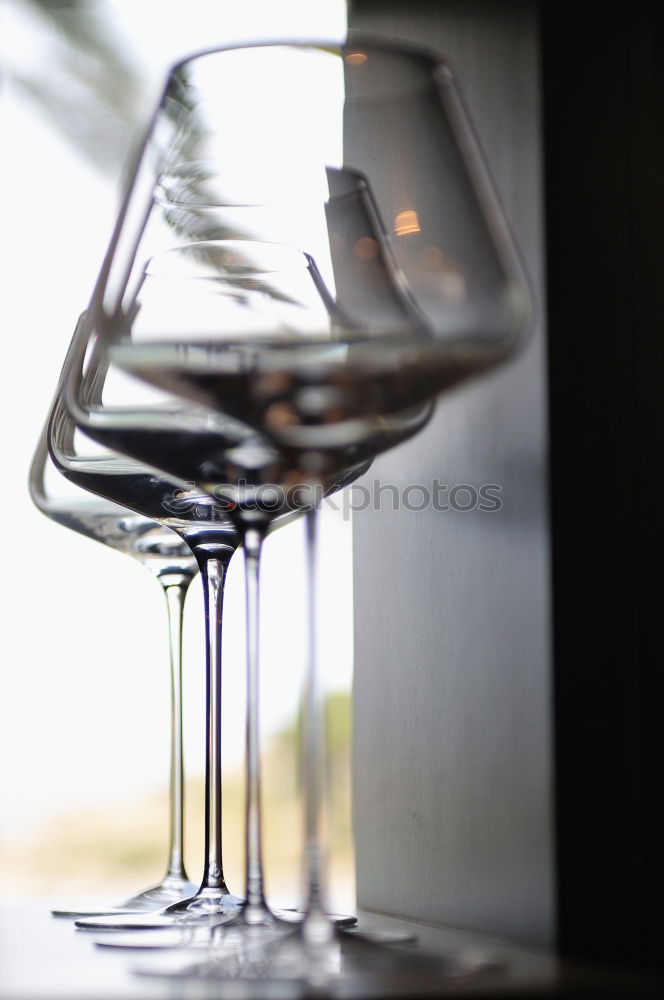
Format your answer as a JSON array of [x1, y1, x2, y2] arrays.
[[394, 210, 421, 236], [345, 52, 367, 66], [265, 401, 299, 430], [353, 237, 379, 261]]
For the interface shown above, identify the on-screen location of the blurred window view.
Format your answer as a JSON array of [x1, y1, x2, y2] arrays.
[[1, 0, 355, 912]]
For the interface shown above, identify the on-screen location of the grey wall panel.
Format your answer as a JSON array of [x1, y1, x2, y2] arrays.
[[350, 1, 554, 948]]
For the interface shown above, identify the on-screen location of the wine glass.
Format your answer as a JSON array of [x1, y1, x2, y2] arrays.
[[32, 314, 241, 930], [101, 251, 428, 969], [46, 358, 243, 932], [29, 365, 199, 917], [54, 271, 374, 940], [62, 34, 529, 984]]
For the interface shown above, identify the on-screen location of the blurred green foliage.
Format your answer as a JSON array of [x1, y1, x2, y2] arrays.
[[10, 0, 146, 172]]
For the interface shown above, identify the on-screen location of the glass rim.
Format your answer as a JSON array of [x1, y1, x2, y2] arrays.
[[165, 31, 449, 83]]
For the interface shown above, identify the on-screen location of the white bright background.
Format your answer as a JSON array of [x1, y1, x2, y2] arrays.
[[0, 0, 354, 904]]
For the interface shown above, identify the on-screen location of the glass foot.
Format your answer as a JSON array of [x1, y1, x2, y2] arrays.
[[124, 874, 199, 909], [75, 888, 243, 931], [87, 910, 356, 947], [93, 909, 295, 952], [51, 873, 198, 918]]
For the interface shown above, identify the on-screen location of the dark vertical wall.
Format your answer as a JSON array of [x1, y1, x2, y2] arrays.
[[542, 0, 664, 969], [349, 2, 554, 948]]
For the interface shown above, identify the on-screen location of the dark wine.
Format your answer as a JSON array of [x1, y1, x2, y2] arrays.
[[92, 343, 437, 485], [69, 415, 377, 533], [58, 455, 239, 549], [108, 337, 495, 472]]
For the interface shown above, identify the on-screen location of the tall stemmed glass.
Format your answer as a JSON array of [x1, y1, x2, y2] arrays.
[[29, 405, 199, 918], [48, 410, 243, 931], [58, 263, 376, 941], [44, 316, 241, 930], [62, 35, 529, 982]]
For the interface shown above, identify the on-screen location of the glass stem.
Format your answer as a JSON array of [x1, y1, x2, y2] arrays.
[[241, 525, 271, 921], [193, 544, 236, 894], [158, 573, 193, 883], [302, 505, 330, 929]]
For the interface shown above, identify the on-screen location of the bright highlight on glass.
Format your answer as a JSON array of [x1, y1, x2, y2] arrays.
[[394, 210, 421, 236]]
